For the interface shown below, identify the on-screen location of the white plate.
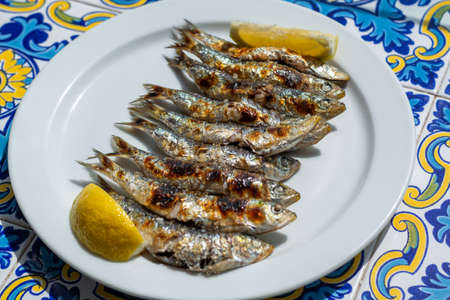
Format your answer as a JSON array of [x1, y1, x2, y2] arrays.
[[8, 0, 415, 299]]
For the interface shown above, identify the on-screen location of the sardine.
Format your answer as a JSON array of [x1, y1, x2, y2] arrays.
[[170, 35, 345, 99], [79, 150, 297, 234], [107, 188, 274, 274], [115, 118, 300, 181], [177, 20, 349, 81], [130, 103, 328, 155], [110, 135, 300, 206], [167, 52, 345, 120], [139, 84, 282, 126]]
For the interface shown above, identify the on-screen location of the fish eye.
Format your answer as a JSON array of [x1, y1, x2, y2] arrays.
[[322, 82, 332, 92], [280, 157, 289, 168], [272, 204, 282, 214], [274, 185, 285, 194]]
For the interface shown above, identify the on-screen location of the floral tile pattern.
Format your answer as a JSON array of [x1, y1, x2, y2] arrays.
[[356, 97, 449, 300], [0, 0, 449, 299], [285, 0, 450, 94], [0, 220, 33, 287]]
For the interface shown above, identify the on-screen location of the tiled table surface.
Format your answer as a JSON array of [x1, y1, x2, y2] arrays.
[[0, 0, 448, 299]]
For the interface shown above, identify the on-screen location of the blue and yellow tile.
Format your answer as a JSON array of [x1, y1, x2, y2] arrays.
[[356, 96, 450, 300], [0, 0, 116, 225], [0, 220, 33, 288], [438, 65, 450, 98], [82, 0, 157, 11], [286, 0, 450, 94], [0, 1, 449, 299], [404, 88, 434, 139], [0, 236, 146, 299]]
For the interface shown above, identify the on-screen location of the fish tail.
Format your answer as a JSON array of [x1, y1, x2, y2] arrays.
[[165, 53, 184, 69], [166, 41, 187, 50], [129, 102, 165, 122], [142, 84, 169, 100], [130, 96, 149, 105], [77, 149, 119, 179], [86, 152, 124, 160], [183, 19, 200, 34], [166, 51, 196, 70], [168, 28, 195, 50], [111, 135, 139, 157], [115, 118, 158, 132]]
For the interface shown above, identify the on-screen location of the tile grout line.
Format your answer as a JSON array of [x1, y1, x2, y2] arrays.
[[434, 57, 450, 96], [416, 95, 438, 143], [0, 234, 36, 292], [400, 84, 449, 99], [68, 0, 123, 13], [0, 217, 31, 230], [351, 90, 446, 298]]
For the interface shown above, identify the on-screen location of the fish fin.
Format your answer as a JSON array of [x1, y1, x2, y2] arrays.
[[111, 135, 139, 157], [130, 96, 150, 105], [128, 109, 160, 126], [129, 102, 165, 121], [77, 160, 106, 175], [142, 84, 168, 100], [92, 149, 117, 173], [166, 41, 187, 50], [86, 152, 123, 160], [183, 19, 200, 33]]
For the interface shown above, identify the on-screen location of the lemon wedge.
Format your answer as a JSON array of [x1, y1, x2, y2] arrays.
[[230, 21, 338, 60], [70, 183, 145, 261]]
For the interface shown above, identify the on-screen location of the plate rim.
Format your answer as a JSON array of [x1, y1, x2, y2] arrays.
[[8, 0, 416, 299]]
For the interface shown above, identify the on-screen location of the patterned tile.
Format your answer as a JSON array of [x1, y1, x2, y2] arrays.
[[0, 180, 28, 227], [0, 1, 449, 299], [404, 88, 434, 140], [269, 249, 372, 300], [72, 0, 156, 11], [438, 64, 450, 98], [0, 220, 33, 287], [285, 0, 450, 94], [356, 97, 450, 300], [0, 236, 144, 299], [0, 0, 116, 224]]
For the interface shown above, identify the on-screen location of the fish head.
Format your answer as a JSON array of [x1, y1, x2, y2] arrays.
[[262, 155, 300, 181], [322, 81, 346, 99], [316, 98, 346, 119], [267, 181, 300, 207], [258, 204, 297, 233]]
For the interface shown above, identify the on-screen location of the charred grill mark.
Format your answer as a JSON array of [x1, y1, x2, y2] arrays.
[[197, 73, 218, 89], [293, 99, 316, 115], [155, 251, 174, 257], [267, 126, 289, 138], [217, 196, 248, 215], [199, 258, 213, 269], [206, 169, 222, 182], [238, 107, 258, 123], [165, 159, 195, 176], [150, 184, 178, 208], [247, 208, 265, 223], [229, 173, 262, 198]]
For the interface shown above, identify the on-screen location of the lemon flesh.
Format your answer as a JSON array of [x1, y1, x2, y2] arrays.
[[230, 21, 338, 60], [70, 183, 145, 261]]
